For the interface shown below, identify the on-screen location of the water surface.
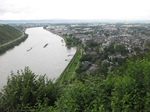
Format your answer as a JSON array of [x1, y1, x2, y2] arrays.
[[0, 27, 76, 89]]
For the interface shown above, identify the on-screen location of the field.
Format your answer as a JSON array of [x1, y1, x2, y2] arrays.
[[57, 46, 82, 83]]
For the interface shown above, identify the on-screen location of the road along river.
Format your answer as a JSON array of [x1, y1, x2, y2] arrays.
[[0, 27, 76, 90]]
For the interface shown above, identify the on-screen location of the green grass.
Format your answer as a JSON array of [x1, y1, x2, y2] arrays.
[[66, 50, 81, 79], [57, 46, 82, 83]]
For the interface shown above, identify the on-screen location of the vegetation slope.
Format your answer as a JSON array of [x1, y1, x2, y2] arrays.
[[0, 25, 150, 111], [0, 24, 22, 44], [0, 24, 28, 54], [0, 53, 150, 111]]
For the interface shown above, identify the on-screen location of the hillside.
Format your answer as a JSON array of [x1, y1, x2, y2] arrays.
[[0, 53, 150, 111], [0, 24, 22, 45], [0, 23, 150, 111]]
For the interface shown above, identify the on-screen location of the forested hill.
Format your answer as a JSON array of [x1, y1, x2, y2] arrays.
[[0, 24, 22, 45]]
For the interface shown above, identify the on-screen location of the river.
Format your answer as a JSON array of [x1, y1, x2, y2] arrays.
[[0, 27, 76, 90]]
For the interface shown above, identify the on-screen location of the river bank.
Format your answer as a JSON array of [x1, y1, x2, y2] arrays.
[[45, 27, 81, 83], [57, 46, 82, 83], [0, 33, 28, 54], [0, 27, 76, 90]]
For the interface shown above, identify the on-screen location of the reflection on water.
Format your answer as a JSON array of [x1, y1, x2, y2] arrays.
[[0, 27, 76, 90]]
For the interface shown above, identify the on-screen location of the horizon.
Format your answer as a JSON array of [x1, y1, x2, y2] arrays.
[[0, 0, 150, 21], [1, 19, 150, 24]]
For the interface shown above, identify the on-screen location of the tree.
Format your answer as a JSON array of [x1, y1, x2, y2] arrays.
[[115, 44, 128, 54], [0, 67, 61, 110]]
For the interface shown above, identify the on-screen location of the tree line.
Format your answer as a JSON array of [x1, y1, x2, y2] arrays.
[[0, 53, 150, 111]]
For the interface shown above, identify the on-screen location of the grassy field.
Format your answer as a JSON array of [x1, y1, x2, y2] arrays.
[[57, 46, 82, 83]]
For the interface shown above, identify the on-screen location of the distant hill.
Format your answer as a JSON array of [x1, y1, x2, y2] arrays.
[[0, 19, 150, 23], [0, 24, 22, 44]]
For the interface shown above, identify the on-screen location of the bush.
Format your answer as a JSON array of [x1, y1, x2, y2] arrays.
[[0, 67, 61, 111], [55, 57, 150, 111]]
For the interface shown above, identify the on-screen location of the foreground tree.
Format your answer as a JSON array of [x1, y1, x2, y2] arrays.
[[0, 67, 61, 111], [1, 54, 150, 111], [54, 56, 150, 111]]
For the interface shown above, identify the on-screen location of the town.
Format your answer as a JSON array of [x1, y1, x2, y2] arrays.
[[46, 23, 150, 76]]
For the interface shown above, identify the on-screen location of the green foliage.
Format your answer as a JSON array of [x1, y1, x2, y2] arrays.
[[54, 55, 150, 111], [1, 53, 150, 111], [54, 77, 113, 112], [64, 36, 81, 47], [0, 24, 22, 44], [0, 67, 61, 111], [104, 43, 128, 54], [104, 32, 110, 37], [57, 46, 82, 83], [86, 40, 99, 48], [55, 81, 99, 112], [0, 34, 28, 54], [80, 54, 93, 62], [0, 24, 28, 54], [110, 59, 150, 111]]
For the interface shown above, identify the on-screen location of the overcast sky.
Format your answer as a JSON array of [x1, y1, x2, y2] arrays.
[[0, 0, 150, 20]]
